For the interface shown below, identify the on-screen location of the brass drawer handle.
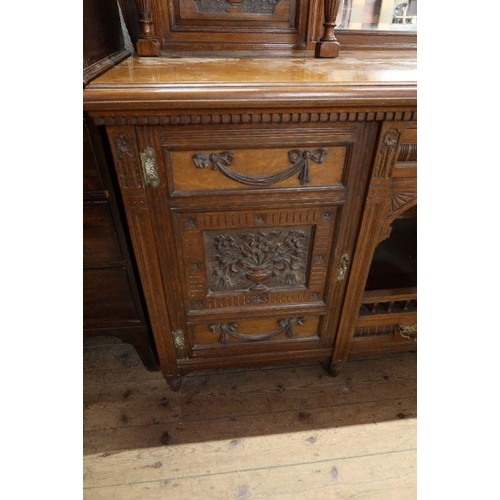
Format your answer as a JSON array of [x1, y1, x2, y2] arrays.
[[210, 317, 306, 344], [192, 149, 327, 186], [140, 146, 160, 188], [399, 323, 417, 342], [336, 253, 350, 281], [172, 329, 185, 349]]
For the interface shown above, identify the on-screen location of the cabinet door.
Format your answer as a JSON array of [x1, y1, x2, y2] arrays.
[[107, 121, 376, 375], [175, 205, 337, 360], [331, 120, 417, 371]]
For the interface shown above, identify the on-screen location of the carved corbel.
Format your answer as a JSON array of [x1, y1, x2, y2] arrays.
[[134, 0, 160, 56], [373, 129, 401, 179]]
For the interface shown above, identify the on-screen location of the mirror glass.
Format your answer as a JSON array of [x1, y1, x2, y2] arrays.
[[336, 0, 417, 30]]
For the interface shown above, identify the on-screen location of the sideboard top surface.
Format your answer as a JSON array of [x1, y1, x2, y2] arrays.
[[83, 51, 416, 113]]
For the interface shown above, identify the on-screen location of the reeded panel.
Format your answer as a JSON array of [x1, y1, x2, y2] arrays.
[[176, 206, 337, 312], [393, 121, 417, 178]]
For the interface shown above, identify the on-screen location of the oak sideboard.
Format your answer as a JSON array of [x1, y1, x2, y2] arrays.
[[83, 50, 416, 390]]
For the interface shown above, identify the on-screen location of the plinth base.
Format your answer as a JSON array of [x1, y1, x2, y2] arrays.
[[315, 41, 340, 58]]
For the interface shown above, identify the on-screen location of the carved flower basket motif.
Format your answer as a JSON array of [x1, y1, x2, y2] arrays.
[[209, 229, 310, 291]]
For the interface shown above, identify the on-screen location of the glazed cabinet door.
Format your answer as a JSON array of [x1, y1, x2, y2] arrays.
[[330, 120, 417, 374], [106, 120, 377, 383]]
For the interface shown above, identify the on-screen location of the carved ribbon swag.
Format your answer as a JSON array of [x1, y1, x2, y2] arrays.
[[192, 149, 327, 186], [210, 317, 306, 344]]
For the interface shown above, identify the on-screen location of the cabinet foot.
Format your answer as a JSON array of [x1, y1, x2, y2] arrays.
[[327, 360, 345, 377], [167, 376, 182, 392]]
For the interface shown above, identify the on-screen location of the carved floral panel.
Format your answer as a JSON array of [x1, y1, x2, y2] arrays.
[[177, 207, 337, 311], [205, 226, 313, 292]]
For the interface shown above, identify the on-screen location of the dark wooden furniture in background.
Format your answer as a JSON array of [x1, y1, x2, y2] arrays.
[[83, 0, 158, 370], [117, 0, 141, 50], [83, 50, 417, 389], [83, 0, 132, 85]]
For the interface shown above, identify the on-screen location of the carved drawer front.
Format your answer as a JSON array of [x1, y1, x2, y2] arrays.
[[170, 146, 344, 194], [175, 206, 338, 313], [189, 315, 321, 353], [159, 127, 356, 196]]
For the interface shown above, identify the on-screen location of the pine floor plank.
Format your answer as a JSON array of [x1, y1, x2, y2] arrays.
[[84, 355, 415, 433], [84, 378, 182, 430], [83, 418, 416, 488], [83, 337, 144, 372], [181, 355, 416, 398], [83, 338, 417, 498], [177, 361, 415, 422], [84, 396, 416, 453], [83, 340, 163, 385], [84, 448, 416, 500]]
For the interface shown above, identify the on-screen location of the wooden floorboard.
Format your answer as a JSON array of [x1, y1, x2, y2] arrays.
[[83, 337, 417, 499], [83, 396, 416, 453], [84, 449, 416, 500]]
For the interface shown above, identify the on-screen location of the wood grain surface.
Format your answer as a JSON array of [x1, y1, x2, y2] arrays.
[[84, 337, 416, 498]]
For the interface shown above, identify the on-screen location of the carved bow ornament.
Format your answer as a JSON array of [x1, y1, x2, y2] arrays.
[[209, 317, 306, 344], [192, 149, 327, 186]]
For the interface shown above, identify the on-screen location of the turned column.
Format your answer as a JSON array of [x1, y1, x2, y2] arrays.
[[134, 0, 160, 56], [315, 0, 342, 58]]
